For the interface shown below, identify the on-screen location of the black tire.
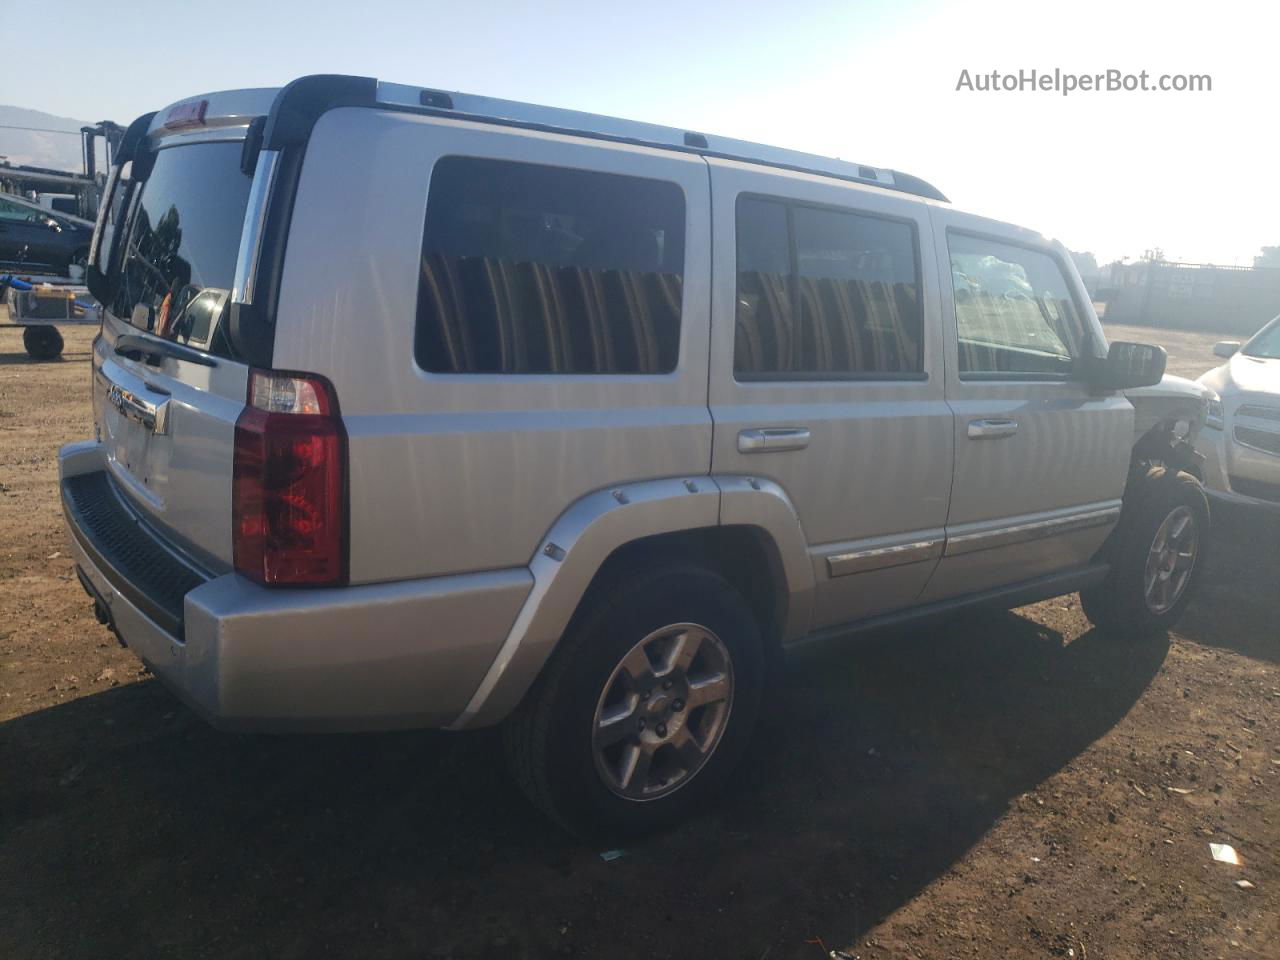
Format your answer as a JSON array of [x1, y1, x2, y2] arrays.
[[23, 325, 64, 361], [1081, 467, 1209, 637], [503, 565, 764, 838]]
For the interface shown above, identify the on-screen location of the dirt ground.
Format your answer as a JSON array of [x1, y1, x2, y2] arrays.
[[1, 323, 1277, 960]]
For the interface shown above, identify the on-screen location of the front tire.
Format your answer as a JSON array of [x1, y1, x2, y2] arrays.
[[1081, 467, 1209, 637], [504, 565, 764, 838]]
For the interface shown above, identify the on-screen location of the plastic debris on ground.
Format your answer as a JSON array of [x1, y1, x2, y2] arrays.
[[1235, 879, 1255, 890], [1209, 843, 1241, 865], [599, 849, 626, 862]]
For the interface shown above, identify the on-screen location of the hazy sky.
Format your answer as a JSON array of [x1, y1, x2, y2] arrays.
[[11, 0, 1278, 265]]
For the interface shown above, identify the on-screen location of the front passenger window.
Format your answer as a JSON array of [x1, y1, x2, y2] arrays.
[[948, 234, 1086, 378]]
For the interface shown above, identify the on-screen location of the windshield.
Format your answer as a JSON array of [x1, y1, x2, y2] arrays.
[[1242, 316, 1280, 359], [110, 141, 252, 357]]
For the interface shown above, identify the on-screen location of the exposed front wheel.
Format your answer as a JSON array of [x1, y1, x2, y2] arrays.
[[23, 325, 64, 361], [504, 565, 764, 837], [1081, 467, 1209, 637]]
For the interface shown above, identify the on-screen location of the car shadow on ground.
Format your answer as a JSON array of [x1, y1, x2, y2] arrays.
[[1177, 500, 1280, 665], [0, 350, 88, 365], [1, 612, 1167, 960]]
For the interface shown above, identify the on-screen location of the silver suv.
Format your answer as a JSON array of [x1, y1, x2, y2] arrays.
[[62, 75, 1211, 835]]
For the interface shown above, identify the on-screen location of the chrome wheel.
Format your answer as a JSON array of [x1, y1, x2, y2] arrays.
[[1143, 505, 1199, 614], [591, 623, 734, 802]]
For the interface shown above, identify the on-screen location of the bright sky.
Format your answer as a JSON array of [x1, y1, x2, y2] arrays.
[[16, 0, 1279, 265]]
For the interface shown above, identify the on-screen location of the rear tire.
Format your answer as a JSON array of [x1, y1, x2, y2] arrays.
[[1081, 466, 1208, 638], [23, 325, 64, 361], [504, 565, 764, 838]]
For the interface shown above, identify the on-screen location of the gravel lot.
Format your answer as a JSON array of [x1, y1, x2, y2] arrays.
[[1, 323, 1276, 960]]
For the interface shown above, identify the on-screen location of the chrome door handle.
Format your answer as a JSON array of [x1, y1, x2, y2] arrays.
[[967, 418, 1018, 440], [738, 427, 811, 453]]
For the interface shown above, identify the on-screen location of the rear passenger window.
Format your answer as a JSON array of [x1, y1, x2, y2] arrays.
[[948, 233, 1086, 378], [735, 196, 923, 378], [415, 157, 685, 374]]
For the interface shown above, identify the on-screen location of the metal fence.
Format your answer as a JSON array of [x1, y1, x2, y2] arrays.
[[1103, 261, 1280, 336]]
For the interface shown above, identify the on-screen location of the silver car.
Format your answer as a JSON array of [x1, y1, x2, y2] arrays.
[[1196, 316, 1280, 511], [62, 75, 1210, 835]]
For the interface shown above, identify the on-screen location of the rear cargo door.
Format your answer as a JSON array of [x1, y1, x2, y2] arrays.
[[93, 134, 258, 571]]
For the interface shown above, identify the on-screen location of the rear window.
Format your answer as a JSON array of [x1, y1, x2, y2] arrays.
[[110, 142, 251, 357], [415, 156, 685, 374]]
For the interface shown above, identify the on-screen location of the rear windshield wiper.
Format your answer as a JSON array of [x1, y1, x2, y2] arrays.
[[114, 332, 219, 367]]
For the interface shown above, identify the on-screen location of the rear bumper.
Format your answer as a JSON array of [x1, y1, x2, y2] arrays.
[[59, 441, 533, 731]]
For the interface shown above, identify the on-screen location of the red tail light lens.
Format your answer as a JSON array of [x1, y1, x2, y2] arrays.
[[233, 370, 347, 586]]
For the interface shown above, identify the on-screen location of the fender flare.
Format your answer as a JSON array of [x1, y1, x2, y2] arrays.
[[449, 475, 814, 729]]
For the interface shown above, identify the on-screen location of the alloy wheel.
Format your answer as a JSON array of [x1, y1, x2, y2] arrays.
[[1143, 505, 1199, 614], [591, 623, 734, 801]]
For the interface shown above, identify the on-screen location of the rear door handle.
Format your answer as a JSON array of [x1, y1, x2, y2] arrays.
[[967, 418, 1018, 440], [738, 427, 811, 453]]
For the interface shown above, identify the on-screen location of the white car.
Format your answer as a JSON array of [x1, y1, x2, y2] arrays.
[[1196, 315, 1280, 510]]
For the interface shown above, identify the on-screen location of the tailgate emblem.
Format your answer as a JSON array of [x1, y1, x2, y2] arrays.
[[105, 380, 169, 436]]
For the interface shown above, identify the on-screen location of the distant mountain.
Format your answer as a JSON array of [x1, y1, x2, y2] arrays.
[[0, 105, 94, 172]]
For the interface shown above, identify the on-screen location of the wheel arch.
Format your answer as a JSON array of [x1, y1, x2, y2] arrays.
[[1129, 418, 1206, 487], [449, 475, 814, 729]]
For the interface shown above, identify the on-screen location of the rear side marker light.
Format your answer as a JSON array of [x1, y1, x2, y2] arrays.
[[233, 370, 347, 586]]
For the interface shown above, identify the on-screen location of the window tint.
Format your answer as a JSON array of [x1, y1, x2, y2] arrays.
[[734, 197, 923, 377], [949, 234, 1086, 377], [415, 157, 685, 374], [110, 142, 252, 358]]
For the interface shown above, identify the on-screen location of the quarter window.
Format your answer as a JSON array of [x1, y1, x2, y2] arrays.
[[734, 196, 923, 377], [948, 234, 1087, 377], [415, 157, 685, 374]]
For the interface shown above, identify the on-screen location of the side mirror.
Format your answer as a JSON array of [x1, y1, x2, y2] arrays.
[[1212, 341, 1241, 359], [1086, 340, 1167, 390]]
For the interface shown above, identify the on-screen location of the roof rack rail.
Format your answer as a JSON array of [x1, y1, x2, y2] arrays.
[[374, 81, 947, 203]]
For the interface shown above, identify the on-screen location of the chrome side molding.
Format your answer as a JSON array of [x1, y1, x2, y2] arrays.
[[944, 505, 1120, 557], [827, 538, 943, 578]]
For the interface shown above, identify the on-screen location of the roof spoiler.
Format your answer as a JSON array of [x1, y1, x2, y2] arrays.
[[262, 75, 378, 150]]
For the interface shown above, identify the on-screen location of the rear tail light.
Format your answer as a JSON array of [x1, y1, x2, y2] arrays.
[[233, 370, 347, 586]]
